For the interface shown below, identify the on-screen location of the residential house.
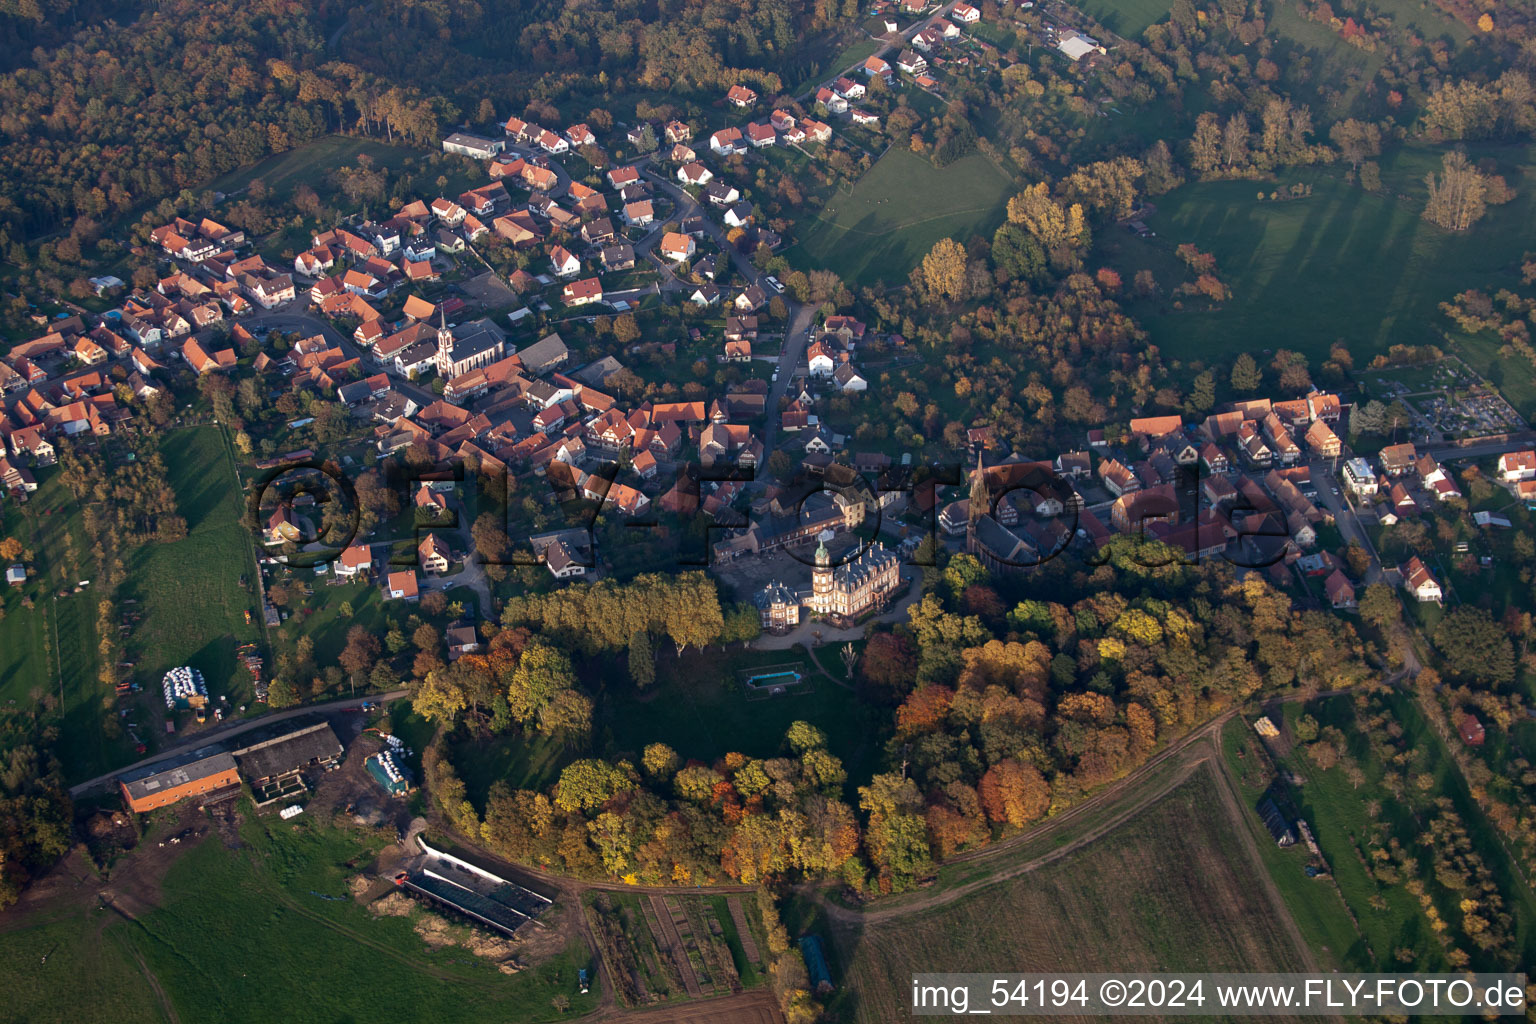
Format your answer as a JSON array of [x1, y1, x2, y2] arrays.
[[746, 122, 776, 147], [537, 129, 569, 154], [677, 161, 713, 186], [1379, 442, 1418, 477], [833, 363, 867, 392], [709, 127, 746, 156], [386, 570, 420, 601], [418, 534, 452, 575], [816, 87, 850, 114], [562, 278, 604, 306], [549, 245, 582, 278], [1497, 450, 1536, 483], [446, 624, 481, 660], [862, 56, 892, 82], [335, 544, 373, 578], [601, 244, 636, 271], [622, 200, 655, 226], [1399, 556, 1442, 603], [727, 84, 758, 107], [704, 182, 741, 207], [1303, 419, 1341, 458], [659, 232, 696, 262]]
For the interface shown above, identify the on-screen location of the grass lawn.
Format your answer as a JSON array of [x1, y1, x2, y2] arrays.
[[783, 148, 1014, 287], [1220, 717, 1371, 970], [0, 811, 597, 1024], [1, 465, 138, 779], [1113, 142, 1536, 366], [123, 427, 264, 705], [1073, 0, 1170, 37], [783, 33, 883, 98], [278, 576, 395, 665], [1272, 693, 1536, 973], [591, 646, 886, 793], [209, 135, 429, 200], [452, 731, 570, 810], [822, 767, 1311, 1023]]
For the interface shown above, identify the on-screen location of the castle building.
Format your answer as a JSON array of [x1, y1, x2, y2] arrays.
[[754, 532, 903, 633]]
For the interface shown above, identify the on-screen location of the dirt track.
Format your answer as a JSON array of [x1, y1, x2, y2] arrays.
[[591, 988, 784, 1024]]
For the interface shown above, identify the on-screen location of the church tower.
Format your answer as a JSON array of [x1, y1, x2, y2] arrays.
[[434, 307, 454, 376], [966, 452, 988, 555], [810, 529, 834, 614]]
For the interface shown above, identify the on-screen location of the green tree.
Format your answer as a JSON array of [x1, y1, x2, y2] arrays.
[[627, 630, 655, 688], [1230, 352, 1262, 393]]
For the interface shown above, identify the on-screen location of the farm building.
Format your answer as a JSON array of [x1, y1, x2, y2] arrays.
[[1458, 713, 1486, 746], [119, 750, 240, 813], [233, 722, 344, 804], [799, 935, 833, 992], [442, 133, 504, 159], [1256, 797, 1296, 847], [395, 837, 553, 938]]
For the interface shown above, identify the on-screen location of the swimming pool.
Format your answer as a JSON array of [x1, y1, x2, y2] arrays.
[[745, 670, 802, 689]]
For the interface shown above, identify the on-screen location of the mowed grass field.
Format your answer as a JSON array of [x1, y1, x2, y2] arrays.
[[0, 813, 596, 1024], [123, 427, 264, 705], [593, 646, 887, 796], [1114, 143, 1536, 365], [822, 768, 1311, 1023], [0, 466, 136, 777], [209, 135, 427, 200], [785, 148, 1014, 286], [1074, 0, 1170, 38]]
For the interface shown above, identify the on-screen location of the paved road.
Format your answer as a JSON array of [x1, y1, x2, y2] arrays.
[[637, 160, 811, 461], [67, 689, 409, 797], [792, 0, 961, 103]]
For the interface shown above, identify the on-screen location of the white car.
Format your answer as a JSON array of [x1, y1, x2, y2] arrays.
[[764, 275, 783, 293]]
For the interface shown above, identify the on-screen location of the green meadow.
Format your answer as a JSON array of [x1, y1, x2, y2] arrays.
[[1110, 143, 1536, 365], [785, 148, 1014, 287]]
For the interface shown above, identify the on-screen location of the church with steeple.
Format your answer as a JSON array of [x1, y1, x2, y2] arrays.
[[434, 311, 507, 380], [753, 530, 903, 633]]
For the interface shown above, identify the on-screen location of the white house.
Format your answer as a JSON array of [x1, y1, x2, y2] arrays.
[[1400, 556, 1442, 603], [833, 363, 867, 392], [952, 2, 980, 23], [807, 342, 835, 377], [549, 245, 581, 278], [709, 127, 746, 156], [1497, 450, 1536, 483], [677, 161, 713, 186]]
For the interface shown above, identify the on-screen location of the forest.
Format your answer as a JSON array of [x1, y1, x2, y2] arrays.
[[409, 545, 1380, 898], [0, 0, 446, 242]]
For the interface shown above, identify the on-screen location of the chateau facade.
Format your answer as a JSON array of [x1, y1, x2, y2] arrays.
[[754, 533, 902, 633]]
